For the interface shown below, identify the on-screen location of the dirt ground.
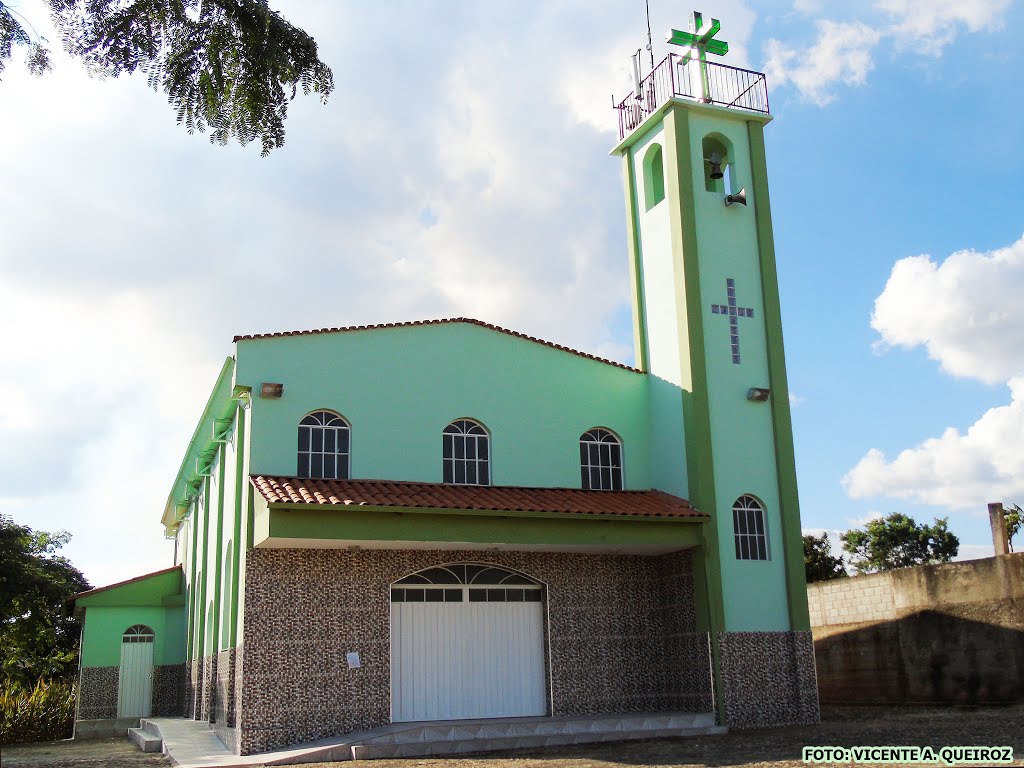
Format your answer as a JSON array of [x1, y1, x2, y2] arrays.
[[2, 705, 1023, 768]]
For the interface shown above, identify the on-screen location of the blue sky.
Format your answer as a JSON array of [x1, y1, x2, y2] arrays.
[[2, 0, 1021, 586]]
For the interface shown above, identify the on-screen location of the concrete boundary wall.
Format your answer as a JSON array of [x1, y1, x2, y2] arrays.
[[808, 553, 1024, 704]]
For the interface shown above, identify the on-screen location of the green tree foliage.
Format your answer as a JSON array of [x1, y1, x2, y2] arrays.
[[840, 512, 959, 574], [0, 0, 334, 155], [0, 515, 91, 688], [803, 532, 847, 583], [1006, 503, 1022, 553]]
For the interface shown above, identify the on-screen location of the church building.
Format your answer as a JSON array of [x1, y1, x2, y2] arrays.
[[71, 13, 820, 757]]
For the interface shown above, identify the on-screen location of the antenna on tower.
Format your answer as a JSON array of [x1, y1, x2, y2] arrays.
[[645, 0, 655, 70], [632, 50, 643, 100]]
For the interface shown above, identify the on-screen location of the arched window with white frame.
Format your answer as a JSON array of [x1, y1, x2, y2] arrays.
[[579, 428, 623, 490], [298, 410, 350, 479], [442, 419, 490, 485], [733, 494, 769, 560]]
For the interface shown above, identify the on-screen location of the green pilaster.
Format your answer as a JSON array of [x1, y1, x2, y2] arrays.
[[747, 121, 810, 631], [198, 477, 210, 659], [663, 104, 727, 718], [186, 496, 199, 660], [622, 154, 649, 372], [229, 403, 245, 647], [211, 445, 225, 653]]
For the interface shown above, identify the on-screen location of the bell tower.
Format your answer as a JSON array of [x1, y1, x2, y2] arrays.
[[612, 11, 817, 728]]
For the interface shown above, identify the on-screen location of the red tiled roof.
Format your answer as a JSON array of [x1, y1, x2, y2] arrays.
[[251, 476, 705, 519], [232, 318, 640, 373]]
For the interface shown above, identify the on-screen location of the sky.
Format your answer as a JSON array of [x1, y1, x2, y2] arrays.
[[2, 0, 1022, 587]]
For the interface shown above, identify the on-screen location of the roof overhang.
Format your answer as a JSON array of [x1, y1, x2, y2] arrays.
[[251, 477, 709, 555]]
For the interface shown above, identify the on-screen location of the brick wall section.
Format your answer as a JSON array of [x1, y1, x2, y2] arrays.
[[238, 548, 710, 755], [806, 571, 896, 627]]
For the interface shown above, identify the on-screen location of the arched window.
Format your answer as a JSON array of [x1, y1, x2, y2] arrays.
[[579, 428, 623, 490], [122, 625, 155, 643], [391, 563, 542, 603], [298, 410, 350, 479], [442, 420, 490, 485], [643, 143, 665, 210], [733, 495, 769, 560]]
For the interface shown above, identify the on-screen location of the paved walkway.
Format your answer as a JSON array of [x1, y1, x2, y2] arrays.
[[145, 718, 358, 767]]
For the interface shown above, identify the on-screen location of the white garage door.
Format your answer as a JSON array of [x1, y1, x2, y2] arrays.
[[390, 564, 547, 722]]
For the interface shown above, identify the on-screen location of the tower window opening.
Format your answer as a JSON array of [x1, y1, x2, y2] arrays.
[[642, 143, 665, 210], [702, 135, 734, 194]]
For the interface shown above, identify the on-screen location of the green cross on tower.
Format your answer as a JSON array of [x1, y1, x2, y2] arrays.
[[667, 11, 730, 102]]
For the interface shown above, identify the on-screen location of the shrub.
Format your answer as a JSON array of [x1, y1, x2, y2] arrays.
[[0, 678, 76, 745]]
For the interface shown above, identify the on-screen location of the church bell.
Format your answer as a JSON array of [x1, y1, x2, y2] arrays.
[[708, 152, 724, 179]]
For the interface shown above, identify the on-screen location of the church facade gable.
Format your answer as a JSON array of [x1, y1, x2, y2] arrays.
[[235, 320, 655, 490]]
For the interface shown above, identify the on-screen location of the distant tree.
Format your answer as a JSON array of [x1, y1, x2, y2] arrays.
[[840, 512, 959, 574], [803, 532, 847, 583], [0, 515, 91, 687], [0, 0, 334, 155], [1006, 504, 1022, 553]]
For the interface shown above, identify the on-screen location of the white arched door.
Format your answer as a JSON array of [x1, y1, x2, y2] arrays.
[[390, 564, 547, 722], [117, 625, 154, 718]]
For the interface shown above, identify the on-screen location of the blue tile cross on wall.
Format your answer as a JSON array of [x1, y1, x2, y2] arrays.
[[710, 278, 754, 364]]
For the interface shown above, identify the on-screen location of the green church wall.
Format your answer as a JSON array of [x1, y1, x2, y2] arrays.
[[80, 606, 186, 668], [626, 122, 690, 500], [685, 107, 790, 632], [235, 322, 650, 491], [77, 569, 187, 668]]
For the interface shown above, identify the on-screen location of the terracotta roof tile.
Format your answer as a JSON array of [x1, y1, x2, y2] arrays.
[[251, 476, 705, 519], [232, 318, 640, 373]]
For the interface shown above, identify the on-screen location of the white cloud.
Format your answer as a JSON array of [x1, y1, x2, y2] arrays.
[[845, 235, 1024, 511], [0, 277, 216, 584], [793, 0, 823, 14], [764, 0, 1009, 103], [871, 235, 1024, 386], [878, 0, 1011, 54], [844, 379, 1024, 509], [764, 21, 877, 105]]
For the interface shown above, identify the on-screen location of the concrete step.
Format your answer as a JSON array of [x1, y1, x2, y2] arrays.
[[350, 724, 727, 759], [358, 712, 718, 746], [128, 726, 163, 753]]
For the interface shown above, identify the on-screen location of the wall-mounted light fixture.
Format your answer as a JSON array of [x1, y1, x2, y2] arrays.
[[747, 387, 771, 402], [725, 188, 747, 207], [260, 382, 284, 398]]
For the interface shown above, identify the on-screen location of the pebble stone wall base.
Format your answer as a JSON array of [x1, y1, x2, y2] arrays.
[[78, 666, 119, 720], [78, 664, 188, 721], [200, 654, 216, 723], [186, 658, 200, 719], [212, 648, 239, 753], [152, 664, 186, 716], [238, 548, 710, 755], [717, 631, 820, 729]]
